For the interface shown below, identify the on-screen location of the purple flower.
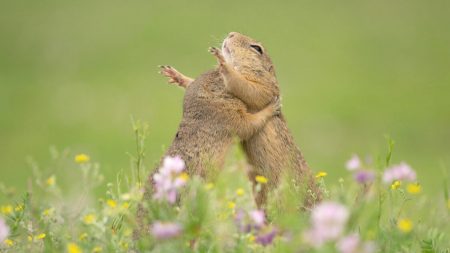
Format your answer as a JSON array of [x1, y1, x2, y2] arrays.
[[353, 170, 375, 184], [255, 228, 278, 246], [150, 221, 182, 240], [234, 209, 251, 233], [346, 154, 361, 171], [250, 210, 265, 228], [153, 156, 188, 204], [234, 209, 266, 233], [382, 162, 416, 183], [337, 234, 376, 253], [304, 202, 350, 247], [0, 218, 9, 242]]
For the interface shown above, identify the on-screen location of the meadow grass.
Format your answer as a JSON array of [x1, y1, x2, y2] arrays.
[[0, 122, 448, 253]]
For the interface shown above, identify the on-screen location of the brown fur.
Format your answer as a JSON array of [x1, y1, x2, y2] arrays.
[[136, 68, 279, 239], [159, 32, 321, 208], [218, 32, 320, 207], [161, 69, 279, 177]]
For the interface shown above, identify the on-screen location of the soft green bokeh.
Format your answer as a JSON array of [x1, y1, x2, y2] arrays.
[[1, 0, 449, 196]]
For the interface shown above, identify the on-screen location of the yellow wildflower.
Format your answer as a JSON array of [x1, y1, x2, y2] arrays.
[[121, 202, 130, 209], [37, 233, 46, 239], [46, 176, 56, 186], [407, 183, 421, 194], [42, 208, 55, 217], [248, 235, 255, 243], [83, 214, 96, 225], [315, 172, 327, 179], [236, 188, 245, 196], [28, 235, 33, 242], [205, 183, 214, 190], [75, 154, 90, 164], [106, 200, 117, 209], [79, 233, 88, 241], [255, 175, 268, 184], [92, 246, 103, 253], [1, 205, 13, 215], [227, 201, 236, 209], [391, 180, 401, 190], [67, 242, 82, 253], [120, 242, 128, 250], [15, 204, 24, 212], [177, 172, 189, 182], [397, 218, 413, 233], [4, 239, 14, 247]]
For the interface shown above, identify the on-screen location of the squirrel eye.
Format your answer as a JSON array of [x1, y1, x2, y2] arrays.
[[250, 44, 263, 55]]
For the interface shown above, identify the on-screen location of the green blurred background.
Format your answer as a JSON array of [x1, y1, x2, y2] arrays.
[[1, 0, 449, 196]]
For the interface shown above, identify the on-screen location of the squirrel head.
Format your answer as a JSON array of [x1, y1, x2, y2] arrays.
[[221, 32, 277, 85]]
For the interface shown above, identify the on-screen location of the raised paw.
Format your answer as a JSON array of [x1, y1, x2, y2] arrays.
[[159, 65, 180, 84], [158, 65, 192, 88], [208, 47, 226, 65]]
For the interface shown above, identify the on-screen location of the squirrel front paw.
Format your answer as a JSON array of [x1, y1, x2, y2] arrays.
[[271, 96, 282, 116], [158, 65, 190, 87], [208, 47, 226, 66]]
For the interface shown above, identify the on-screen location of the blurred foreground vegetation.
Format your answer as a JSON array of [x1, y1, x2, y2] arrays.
[[0, 125, 448, 252]]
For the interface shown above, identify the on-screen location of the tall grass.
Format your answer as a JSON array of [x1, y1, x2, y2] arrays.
[[0, 122, 449, 253]]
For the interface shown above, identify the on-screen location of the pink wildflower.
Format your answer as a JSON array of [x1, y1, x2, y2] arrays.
[[153, 156, 188, 204], [304, 202, 350, 247], [150, 221, 182, 240], [0, 218, 9, 242], [250, 210, 265, 228], [382, 162, 416, 183], [346, 154, 361, 171], [337, 234, 376, 253]]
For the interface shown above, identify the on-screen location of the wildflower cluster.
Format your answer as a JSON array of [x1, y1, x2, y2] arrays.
[[153, 156, 189, 204], [0, 133, 448, 253], [345, 154, 375, 184], [234, 209, 278, 246]]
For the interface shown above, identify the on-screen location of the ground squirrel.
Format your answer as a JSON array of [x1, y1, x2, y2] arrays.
[[137, 34, 280, 240], [160, 32, 320, 207], [157, 67, 280, 178]]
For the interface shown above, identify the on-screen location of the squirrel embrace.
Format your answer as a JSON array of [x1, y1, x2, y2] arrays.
[[156, 32, 320, 208]]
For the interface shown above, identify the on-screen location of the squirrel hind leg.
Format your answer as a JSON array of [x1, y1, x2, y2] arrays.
[[158, 65, 194, 88]]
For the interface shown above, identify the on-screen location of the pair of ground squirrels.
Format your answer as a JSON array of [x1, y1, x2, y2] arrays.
[[157, 32, 320, 207]]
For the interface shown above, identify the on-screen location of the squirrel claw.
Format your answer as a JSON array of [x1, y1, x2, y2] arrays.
[[209, 47, 225, 65], [208, 46, 219, 54], [159, 65, 181, 85], [158, 65, 193, 88]]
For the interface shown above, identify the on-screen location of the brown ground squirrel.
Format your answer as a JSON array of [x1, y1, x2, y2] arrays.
[[158, 67, 280, 178], [160, 32, 320, 207]]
